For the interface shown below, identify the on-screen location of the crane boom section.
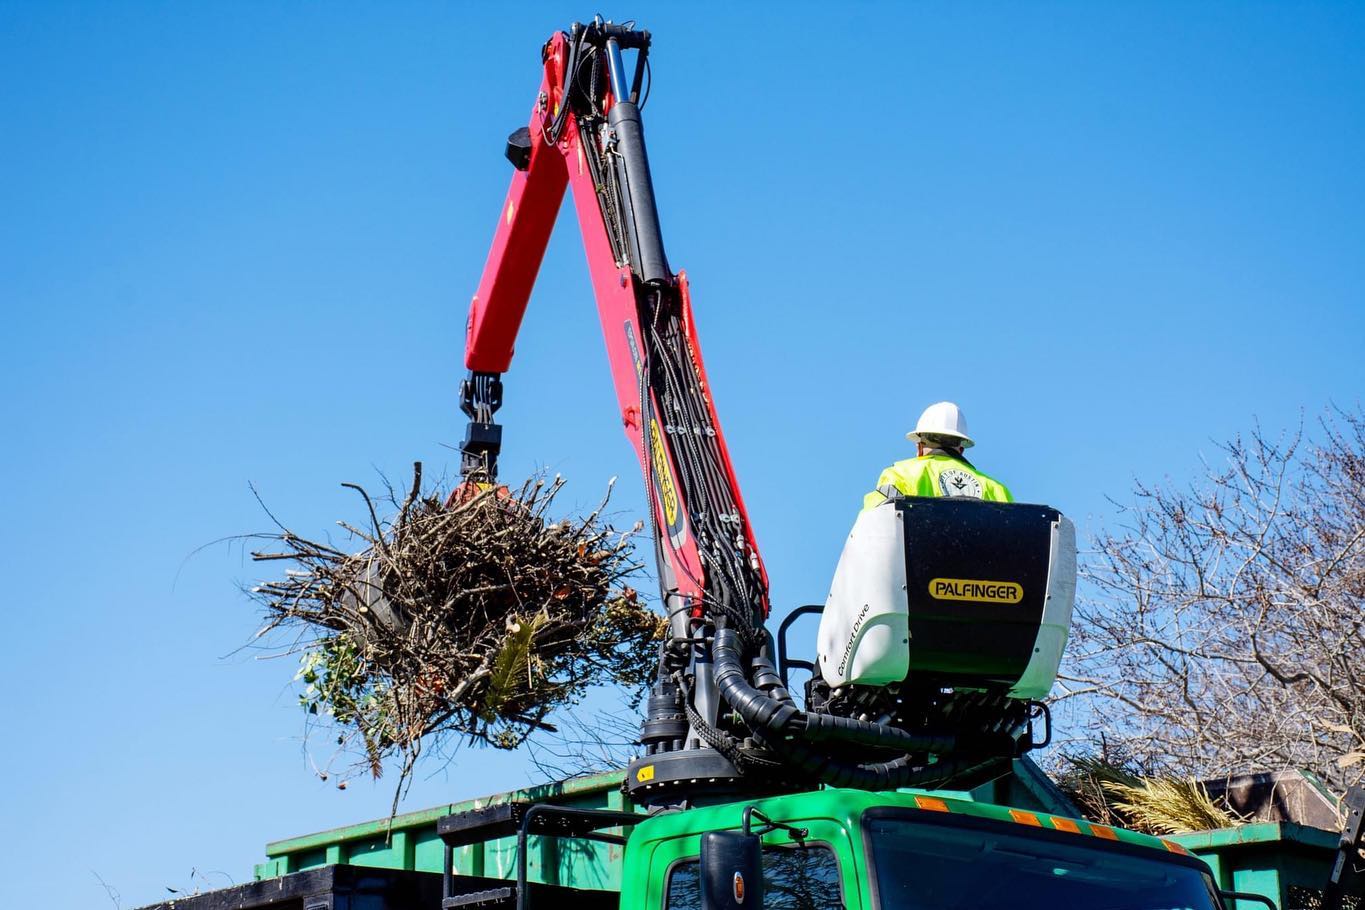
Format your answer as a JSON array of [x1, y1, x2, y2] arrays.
[[461, 29, 769, 634]]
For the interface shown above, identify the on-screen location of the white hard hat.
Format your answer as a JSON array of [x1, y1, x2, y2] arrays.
[[907, 401, 975, 448]]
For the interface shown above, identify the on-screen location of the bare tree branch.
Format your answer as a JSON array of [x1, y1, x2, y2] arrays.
[[1055, 406, 1365, 792]]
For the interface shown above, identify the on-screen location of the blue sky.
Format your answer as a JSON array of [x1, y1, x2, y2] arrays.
[[1, 2, 1361, 907]]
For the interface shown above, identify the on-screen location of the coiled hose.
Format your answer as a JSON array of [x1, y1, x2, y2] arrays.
[[712, 628, 1013, 788]]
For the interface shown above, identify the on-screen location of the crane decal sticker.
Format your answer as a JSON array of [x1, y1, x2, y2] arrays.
[[650, 417, 686, 547], [928, 578, 1023, 604], [626, 320, 689, 550]]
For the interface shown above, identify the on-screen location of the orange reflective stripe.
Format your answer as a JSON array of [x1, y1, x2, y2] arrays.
[[1049, 816, 1081, 833], [1009, 809, 1042, 827], [914, 796, 950, 812]]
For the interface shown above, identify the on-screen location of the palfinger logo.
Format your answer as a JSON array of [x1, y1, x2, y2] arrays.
[[929, 577, 1023, 604], [625, 321, 688, 551], [649, 419, 686, 547]]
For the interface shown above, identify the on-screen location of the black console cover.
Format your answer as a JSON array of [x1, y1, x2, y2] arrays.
[[895, 498, 1059, 689]]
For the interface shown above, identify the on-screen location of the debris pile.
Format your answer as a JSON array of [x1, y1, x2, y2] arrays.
[[1057, 756, 1243, 834], [250, 464, 663, 784]]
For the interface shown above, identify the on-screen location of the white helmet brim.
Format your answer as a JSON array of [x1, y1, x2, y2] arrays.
[[907, 430, 975, 448]]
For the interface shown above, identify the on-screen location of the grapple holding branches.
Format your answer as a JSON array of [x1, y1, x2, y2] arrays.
[[250, 463, 663, 783]]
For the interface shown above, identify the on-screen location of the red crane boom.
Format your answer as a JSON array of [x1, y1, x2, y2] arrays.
[[460, 25, 768, 641], [458, 22, 780, 799]]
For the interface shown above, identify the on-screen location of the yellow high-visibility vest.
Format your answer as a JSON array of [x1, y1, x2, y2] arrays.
[[862, 454, 1013, 511]]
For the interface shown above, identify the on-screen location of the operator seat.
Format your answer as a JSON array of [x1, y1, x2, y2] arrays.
[[816, 496, 1076, 700]]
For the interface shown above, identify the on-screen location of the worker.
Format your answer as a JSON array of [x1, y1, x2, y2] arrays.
[[862, 402, 1012, 510]]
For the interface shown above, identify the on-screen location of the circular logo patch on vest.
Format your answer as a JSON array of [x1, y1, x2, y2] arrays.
[[938, 468, 984, 498]]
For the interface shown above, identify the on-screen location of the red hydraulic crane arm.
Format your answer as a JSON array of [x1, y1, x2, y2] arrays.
[[459, 25, 769, 641]]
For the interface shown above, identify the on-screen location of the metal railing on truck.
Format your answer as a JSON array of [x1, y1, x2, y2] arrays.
[[254, 768, 636, 892]]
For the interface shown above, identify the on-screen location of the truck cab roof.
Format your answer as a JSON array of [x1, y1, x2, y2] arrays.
[[630, 786, 1191, 860]]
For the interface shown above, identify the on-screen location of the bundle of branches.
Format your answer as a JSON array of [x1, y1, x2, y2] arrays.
[[250, 464, 665, 790], [1056, 756, 1242, 835]]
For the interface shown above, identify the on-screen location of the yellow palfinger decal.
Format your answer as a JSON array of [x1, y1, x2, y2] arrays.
[[649, 419, 683, 540], [928, 578, 1023, 604]]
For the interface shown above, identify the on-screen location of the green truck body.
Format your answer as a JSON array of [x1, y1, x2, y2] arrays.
[[245, 765, 1346, 910]]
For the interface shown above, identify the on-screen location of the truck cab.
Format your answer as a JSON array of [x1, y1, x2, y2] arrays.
[[622, 789, 1222, 910]]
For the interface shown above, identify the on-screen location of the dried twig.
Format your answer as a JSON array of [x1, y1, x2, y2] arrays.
[[1055, 756, 1242, 834]]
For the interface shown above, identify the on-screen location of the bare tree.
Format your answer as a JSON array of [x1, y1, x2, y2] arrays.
[[1056, 407, 1365, 792]]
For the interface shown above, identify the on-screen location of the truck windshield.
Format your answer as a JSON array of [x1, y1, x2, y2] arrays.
[[864, 813, 1220, 910]]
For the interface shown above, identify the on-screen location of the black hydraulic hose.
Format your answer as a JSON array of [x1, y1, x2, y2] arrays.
[[546, 28, 582, 143], [800, 713, 954, 755], [714, 629, 987, 756], [766, 733, 1008, 791], [675, 673, 783, 772], [748, 651, 791, 702], [713, 629, 802, 733], [642, 307, 763, 634]]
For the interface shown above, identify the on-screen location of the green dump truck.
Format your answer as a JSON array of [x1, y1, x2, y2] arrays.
[[139, 763, 1357, 910]]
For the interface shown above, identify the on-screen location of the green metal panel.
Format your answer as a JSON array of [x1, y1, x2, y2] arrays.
[[962, 756, 1083, 816], [412, 830, 446, 874], [253, 858, 287, 880], [1173, 822, 1340, 909], [254, 769, 634, 886], [1202, 850, 1226, 889], [345, 831, 411, 870], [1232, 867, 1282, 910], [1175, 823, 1337, 852]]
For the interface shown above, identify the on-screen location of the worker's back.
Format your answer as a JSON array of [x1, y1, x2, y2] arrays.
[[863, 452, 1012, 510]]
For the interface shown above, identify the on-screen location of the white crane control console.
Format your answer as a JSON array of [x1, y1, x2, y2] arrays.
[[817, 497, 1076, 700]]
